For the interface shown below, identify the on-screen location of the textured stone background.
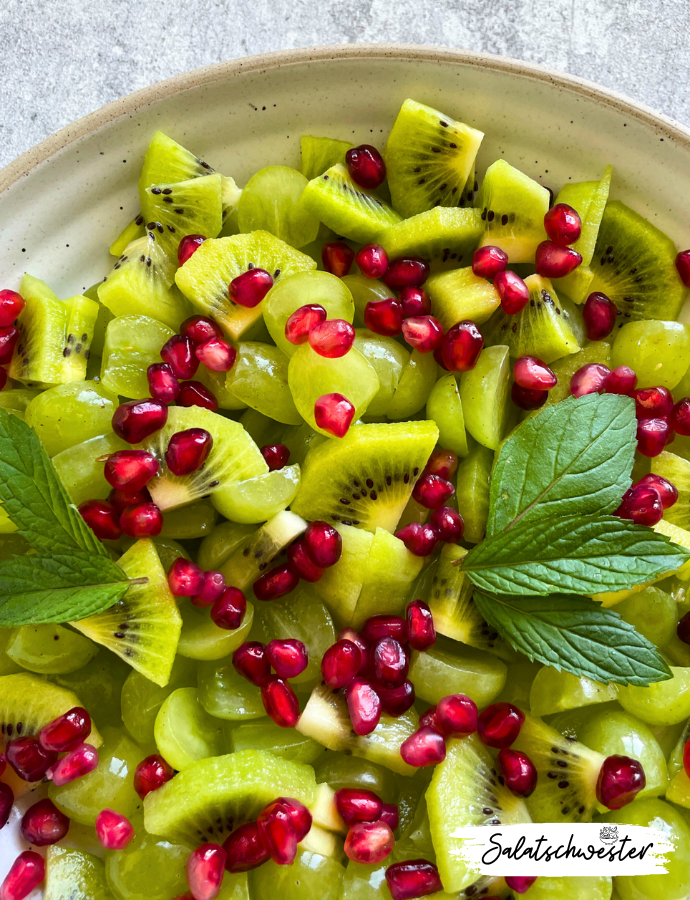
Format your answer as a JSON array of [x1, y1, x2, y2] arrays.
[[0, 0, 687, 170]]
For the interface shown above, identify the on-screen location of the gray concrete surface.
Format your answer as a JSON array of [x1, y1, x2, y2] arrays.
[[0, 0, 688, 170]]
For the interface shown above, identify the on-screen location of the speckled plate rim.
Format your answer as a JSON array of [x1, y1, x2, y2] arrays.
[[2, 42, 690, 196]]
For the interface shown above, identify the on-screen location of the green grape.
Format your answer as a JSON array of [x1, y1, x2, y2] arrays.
[[264, 270, 355, 357], [600, 799, 690, 900], [249, 848, 345, 899], [537, 340, 612, 412], [105, 821, 191, 900], [353, 330, 409, 417], [197, 521, 257, 571], [50, 726, 144, 825], [101, 315, 174, 399], [121, 655, 198, 744], [394, 773, 428, 838], [211, 465, 300, 524], [45, 845, 111, 900], [0, 627, 22, 675], [663, 634, 690, 668], [6, 623, 99, 674], [522, 875, 612, 900], [408, 636, 507, 708], [673, 359, 690, 402], [614, 586, 677, 648], [25, 381, 120, 456], [53, 432, 129, 506], [230, 716, 322, 763], [151, 537, 190, 571], [340, 861, 388, 900], [217, 872, 250, 900], [239, 407, 286, 447], [0, 388, 42, 414], [387, 349, 437, 420], [459, 344, 511, 450], [529, 666, 618, 717], [198, 365, 248, 411], [494, 660, 542, 709], [197, 655, 264, 720], [225, 342, 302, 425], [177, 598, 254, 661], [52, 651, 131, 729], [341, 274, 395, 328], [154, 686, 225, 770], [454, 442, 494, 543], [618, 667, 690, 726], [237, 166, 320, 248], [546, 702, 620, 742], [281, 422, 327, 466], [611, 320, 690, 390], [314, 752, 397, 803], [425, 374, 468, 457], [160, 498, 218, 539]]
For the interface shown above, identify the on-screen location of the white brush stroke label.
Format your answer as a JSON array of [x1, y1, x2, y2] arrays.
[[450, 823, 675, 876]]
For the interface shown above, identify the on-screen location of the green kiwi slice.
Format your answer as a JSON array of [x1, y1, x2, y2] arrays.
[[219, 511, 307, 589], [175, 231, 316, 341], [426, 266, 501, 330], [291, 420, 438, 532], [71, 539, 182, 687], [555, 165, 612, 266], [299, 164, 401, 244], [300, 135, 353, 180], [237, 166, 320, 249], [378, 207, 484, 271], [110, 214, 145, 257], [475, 159, 550, 263], [139, 131, 215, 196], [383, 99, 484, 219], [144, 749, 317, 843], [588, 200, 687, 322], [483, 274, 580, 364], [142, 174, 224, 256]]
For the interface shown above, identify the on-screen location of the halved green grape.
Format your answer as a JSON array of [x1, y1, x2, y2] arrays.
[[408, 635, 507, 708], [454, 441, 493, 543], [177, 598, 254, 661], [6, 624, 98, 675], [459, 344, 511, 450], [45, 845, 111, 900], [618, 667, 690, 726], [314, 753, 397, 804], [340, 861, 388, 900], [53, 432, 129, 506], [311, 524, 373, 622], [216, 873, 250, 900], [197, 655, 264, 720], [426, 373, 468, 457], [532, 340, 612, 414], [105, 822, 191, 900], [249, 848, 345, 899], [387, 349, 437, 420], [239, 408, 286, 448], [546, 702, 620, 742], [224, 341, 302, 425], [238, 166, 320, 248], [159, 498, 219, 539], [611, 320, 690, 390], [529, 666, 618, 718], [230, 716, 322, 763], [211, 464, 300, 524], [495, 659, 542, 709], [154, 686, 225, 770], [666, 766, 690, 809], [122, 655, 198, 744], [523, 875, 612, 900], [341, 274, 395, 328], [0, 388, 42, 413], [25, 380, 119, 456], [52, 652, 131, 730], [197, 521, 257, 571], [281, 421, 328, 465], [0, 628, 22, 676], [101, 315, 174, 399], [354, 329, 409, 418], [613, 585, 677, 648]]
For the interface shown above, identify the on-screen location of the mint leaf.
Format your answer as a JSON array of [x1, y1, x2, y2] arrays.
[[473, 591, 672, 686], [487, 394, 636, 536], [463, 514, 690, 595]]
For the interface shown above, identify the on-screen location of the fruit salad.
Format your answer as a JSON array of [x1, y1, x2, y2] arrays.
[[2, 96, 690, 900]]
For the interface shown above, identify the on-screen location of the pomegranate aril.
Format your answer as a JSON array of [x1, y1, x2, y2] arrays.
[[233, 642, 271, 686], [377, 680, 415, 717], [673, 398, 690, 436], [120, 502, 163, 538], [39, 706, 91, 753], [0, 782, 13, 830], [112, 399, 168, 443], [229, 268, 273, 308], [181, 314, 223, 345], [477, 702, 525, 749], [321, 639, 362, 689], [511, 382, 548, 411], [544, 203, 581, 246], [385, 859, 442, 900], [277, 797, 312, 841], [346, 144, 386, 190], [211, 587, 247, 631], [95, 808, 134, 850], [615, 484, 664, 526], [535, 241, 582, 278], [0, 368, 7, 392], [380, 803, 399, 832], [0, 752, 5, 778], [424, 448, 458, 480], [20, 798, 69, 846], [356, 244, 389, 279], [382, 257, 429, 291], [364, 298, 404, 336], [472, 245, 508, 280], [0, 289, 25, 326], [440, 321, 484, 372], [178, 380, 218, 411], [633, 385, 673, 419], [133, 754, 174, 799], [401, 316, 444, 354], [372, 637, 409, 688], [261, 677, 300, 728], [186, 843, 226, 900], [676, 250, 690, 286], [314, 392, 355, 438], [78, 499, 123, 541], [161, 334, 199, 380], [570, 363, 610, 397], [395, 521, 439, 557], [335, 788, 383, 824], [412, 474, 454, 510], [636, 473, 678, 509], [398, 286, 431, 318], [513, 356, 557, 391], [257, 800, 298, 866], [166, 427, 213, 476], [494, 270, 530, 315], [260, 443, 290, 472], [322, 242, 355, 278], [168, 558, 205, 597], [400, 727, 446, 767], [346, 678, 382, 736], [192, 571, 226, 607], [498, 748, 538, 797], [362, 615, 408, 645], [406, 600, 436, 651], [345, 820, 395, 864], [49, 743, 98, 786], [603, 365, 637, 395], [583, 291, 618, 341], [419, 707, 439, 730], [0, 326, 19, 365], [304, 520, 342, 568], [104, 450, 158, 492], [685, 738, 690, 778], [196, 337, 237, 373], [428, 506, 463, 544], [596, 754, 646, 809], [6, 736, 57, 782], [178, 234, 207, 266], [0, 851, 45, 900], [285, 304, 327, 345], [147, 362, 180, 405], [505, 876, 538, 895], [681, 613, 690, 647], [435, 694, 478, 736], [253, 564, 299, 601], [266, 638, 308, 679], [223, 821, 270, 872], [308, 318, 355, 358], [637, 417, 671, 457]]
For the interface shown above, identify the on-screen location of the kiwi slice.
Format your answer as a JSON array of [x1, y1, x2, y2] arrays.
[[652, 451, 690, 529], [426, 266, 501, 330], [291, 420, 438, 532], [110, 213, 145, 257], [383, 99, 484, 219], [71, 539, 182, 687], [555, 165, 612, 267], [141, 174, 224, 257], [144, 748, 317, 843], [10, 275, 99, 386], [219, 510, 307, 590], [483, 274, 580, 364], [378, 207, 484, 271], [0, 672, 103, 746], [237, 166, 320, 249], [474, 159, 550, 263], [175, 231, 316, 341], [299, 164, 401, 244], [426, 734, 531, 893], [139, 131, 215, 195], [588, 200, 687, 323], [301, 135, 353, 180], [554, 263, 595, 305], [45, 846, 112, 900]]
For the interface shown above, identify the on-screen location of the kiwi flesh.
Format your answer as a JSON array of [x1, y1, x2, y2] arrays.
[[588, 200, 687, 323], [475, 159, 550, 262], [139, 131, 215, 193], [175, 231, 316, 341], [219, 511, 307, 590], [141, 174, 224, 257], [383, 99, 484, 219], [71, 539, 182, 687], [378, 207, 484, 272], [425, 266, 501, 330], [555, 165, 612, 267], [110, 213, 145, 257], [291, 420, 439, 532], [301, 135, 353, 180]]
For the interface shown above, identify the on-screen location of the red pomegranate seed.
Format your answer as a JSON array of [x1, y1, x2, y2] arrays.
[[229, 269, 274, 308], [684, 738, 690, 778], [261, 677, 300, 728], [419, 707, 438, 730], [178, 234, 206, 266], [120, 502, 163, 537], [0, 326, 19, 365], [676, 250, 690, 286], [166, 427, 213, 476], [322, 242, 355, 278], [412, 474, 455, 510], [673, 398, 690, 435], [511, 382, 548, 411], [472, 245, 508, 279], [0, 752, 5, 778], [346, 145, 386, 190], [181, 315, 223, 345], [406, 600, 436, 651], [285, 304, 327, 345], [429, 506, 464, 544], [372, 637, 409, 688], [424, 448, 458, 480], [257, 800, 298, 866], [603, 365, 637, 395], [178, 380, 218, 411], [314, 393, 355, 438], [0, 851, 45, 900], [168, 558, 205, 597], [266, 639, 308, 679], [681, 614, 690, 647], [362, 616, 408, 645], [223, 821, 270, 873], [95, 808, 134, 850], [253, 564, 299, 601], [0, 368, 7, 392], [377, 681, 416, 717], [597, 755, 646, 809], [477, 702, 525, 749], [304, 521, 342, 568], [104, 450, 159, 492], [186, 844, 226, 900], [345, 821, 395, 864], [6, 736, 56, 782], [380, 803, 399, 832], [211, 587, 247, 631], [196, 337, 237, 373], [436, 694, 478, 736], [386, 859, 442, 900], [147, 363, 180, 404], [395, 522, 440, 557], [356, 244, 389, 279], [570, 363, 610, 397], [433, 347, 448, 370], [544, 203, 581, 246], [112, 399, 168, 443], [275, 797, 312, 841], [637, 417, 671, 457], [0, 290, 25, 327], [505, 876, 538, 895], [335, 788, 383, 824], [535, 241, 582, 278], [78, 500, 122, 540], [308, 319, 356, 358], [494, 270, 530, 315], [498, 748, 538, 799], [49, 743, 98, 786], [382, 258, 429, 291], [109, 488, 151, 516], [338, 629, 370, 675], [20, 798, 69, 846], [400, 727, 446, 767], [364, 298, 404, 336], [161, 334, 199, 380], [233, 642, 271, 686], [321, 640, 362, 689], [402, 316, 444, 354], [0, 782, 13, 830], [513, 356, 557, 391], [260, 444, 290, 471], [346, 678, 382, 736], [441, 321, 484, 372], [636, 473, 678, 509], [615, 484, 664, 526], [39, 707, 90, 753], [398, 287, 431, 318], [133, 754, 174, 799], [633, 386, 673, 419], [191, 571, 226, 608], [583, 291, 617, 340]]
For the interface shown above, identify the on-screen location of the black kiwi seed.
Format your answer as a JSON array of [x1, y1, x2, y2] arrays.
[[135, 214, 144, 226]]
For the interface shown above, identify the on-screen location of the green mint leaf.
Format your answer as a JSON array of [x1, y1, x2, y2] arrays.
[[487, 394, 636, 536], [473, 590, 672, 686], [463, 514, 690, 595]]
